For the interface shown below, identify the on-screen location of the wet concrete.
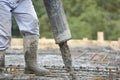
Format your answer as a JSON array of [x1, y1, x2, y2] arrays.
[[4, 46, 120, 79], [6, 46, 120, 67]]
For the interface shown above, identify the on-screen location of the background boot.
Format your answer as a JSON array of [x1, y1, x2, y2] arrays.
[[23, 36, 50, 76], [0, 50, 13, 79]]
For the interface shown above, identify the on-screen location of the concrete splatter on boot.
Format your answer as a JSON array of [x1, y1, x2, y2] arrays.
[[0, 50, 13, 79], [23, 36, 50, 76]]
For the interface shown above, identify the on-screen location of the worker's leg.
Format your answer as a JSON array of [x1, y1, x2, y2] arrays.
[[13, 0, 50, 76], [0, 1, 12, 50], [0, 1, 13, 79]]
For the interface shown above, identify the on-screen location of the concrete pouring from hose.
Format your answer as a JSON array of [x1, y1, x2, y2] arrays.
[[43, 0, 73, 75], [43, 0, 71, 44]]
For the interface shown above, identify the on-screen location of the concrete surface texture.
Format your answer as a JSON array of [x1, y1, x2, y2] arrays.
[[5, 46, 120, 80]]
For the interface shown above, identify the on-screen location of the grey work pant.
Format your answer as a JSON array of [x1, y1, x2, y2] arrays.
[[0, 0, 39, 50]]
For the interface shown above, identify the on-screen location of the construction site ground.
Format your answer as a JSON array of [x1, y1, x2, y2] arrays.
[[5, 46, 120, 80]]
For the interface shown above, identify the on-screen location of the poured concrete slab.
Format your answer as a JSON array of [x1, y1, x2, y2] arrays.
[[4, 46, 120, 80]]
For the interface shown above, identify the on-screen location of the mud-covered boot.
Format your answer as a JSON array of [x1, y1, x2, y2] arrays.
[[23, 36, 50, 76], [0, 50, 13, 79]]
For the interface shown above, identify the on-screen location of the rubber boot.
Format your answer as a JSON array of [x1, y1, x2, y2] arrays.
[[0, 50, 13, 79], [23, 36, 50, 76]]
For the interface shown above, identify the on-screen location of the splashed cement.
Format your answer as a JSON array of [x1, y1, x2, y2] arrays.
[[59, 42, 72, 72]]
